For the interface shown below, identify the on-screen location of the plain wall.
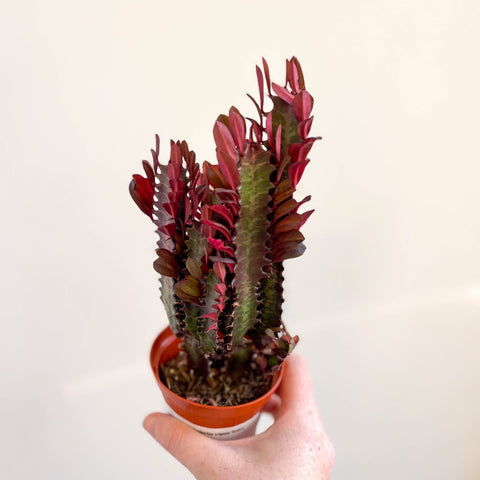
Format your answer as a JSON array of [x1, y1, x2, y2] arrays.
[[1, 1, 479, 479]]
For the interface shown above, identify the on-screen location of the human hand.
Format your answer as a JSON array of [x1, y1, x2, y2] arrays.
[[143, 354, 335, 480]]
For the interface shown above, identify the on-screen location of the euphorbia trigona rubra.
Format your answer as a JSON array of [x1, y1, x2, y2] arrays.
[[130, 57, 320, 385]]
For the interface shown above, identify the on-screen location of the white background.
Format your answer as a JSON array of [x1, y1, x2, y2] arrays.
[[1, 1, 479, 479]]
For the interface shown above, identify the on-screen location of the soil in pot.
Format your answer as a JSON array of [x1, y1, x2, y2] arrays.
[[159, 350, 273, 407]]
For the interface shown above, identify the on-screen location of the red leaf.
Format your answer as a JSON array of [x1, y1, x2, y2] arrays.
[[213, 303, 226, 312], [158, 223, 176, 240], [284, 58, 289, 87], [209, 256, 235, 265], [275, 123, 282, 160], [298, 195, 312, 208], [273, 179, 294, 207], [300, 209, 314, 227], [207, 237, 235, 257], [288, 141, 314, 164], [153, 248, 179, 277], [262, 57, 272, 96], [298, 116, 314, 140], [129, 175, 154, 218], [216, 150, 240, 190], [272, 230, 306, 262], [167, 191, 183, 205], [224, 200, 239, 217], [286, 58, 300, 93], [213, 261, 226, 282], [174, 276, 203, 305], [213, 120, 237, 159], [184, 200, 192, 225], [169, 141, 182, 176], [203, 161, 229, 188], [275, 155, 290, 184], [200, 205, 215, 238], [274, 213, 303, 234], [247, 118, 263, 144], [214, 188, 239, 203], [162, 201, 178, 218], [169, 179, 184, 192], [291, 56, 305, 90], [186, 257, 203, 280], [202, 220, 232, 242], [273, 243, 306, 262], [272, 82, 294, 104], [131, 174, 153, 195], [289, 159, 310, 189], [292, 91, 314, 122], [228, 107, 246, 155], [201, 312, 218, 322], [142, 160, 155, 182], [209, 204, 235, 228], [214, 283, 227, 295], [216, 302, 227, 314], [217, 113, 230, 127], [256, 65, 264, 112], [273, 198, 298, 222]]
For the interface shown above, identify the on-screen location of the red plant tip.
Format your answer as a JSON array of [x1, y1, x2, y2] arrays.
[[213, 121, 240, 190], [286, 57, 306, 92], [202, 220, 233, 242], [129, 174, 154, 218], [289, 159, 310, 189], [207, 237, 235, 257], [255, 65, 265, 112], [271, 82, 295, 104], [292, 91, 314, 122], [262, 57, 272, 96], [208, 204, 235, 228], [228, 107, 247, 155]]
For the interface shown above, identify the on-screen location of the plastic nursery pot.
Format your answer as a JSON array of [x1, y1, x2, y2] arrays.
[[150, 326, 284, 440]]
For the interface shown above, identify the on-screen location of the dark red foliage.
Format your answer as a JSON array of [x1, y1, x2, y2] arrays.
[[129, 174, 154, 218], [130, 57, 321, 369]]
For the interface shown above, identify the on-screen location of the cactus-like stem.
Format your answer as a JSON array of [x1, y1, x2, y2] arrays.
[[257, 262, 285, 330], [231, 149, 274, 344]]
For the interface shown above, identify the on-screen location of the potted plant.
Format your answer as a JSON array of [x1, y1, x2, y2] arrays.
[[130, 57, 320, 439]]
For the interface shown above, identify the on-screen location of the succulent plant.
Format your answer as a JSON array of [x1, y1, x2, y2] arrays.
[[130, 57, 320, 378]]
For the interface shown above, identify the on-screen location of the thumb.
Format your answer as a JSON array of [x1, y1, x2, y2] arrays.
[[277, 354, 317, 413], [143, 412, 217, 475]]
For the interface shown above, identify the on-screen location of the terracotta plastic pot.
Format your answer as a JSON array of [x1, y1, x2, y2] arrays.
[[150, 326, 284, 439]]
